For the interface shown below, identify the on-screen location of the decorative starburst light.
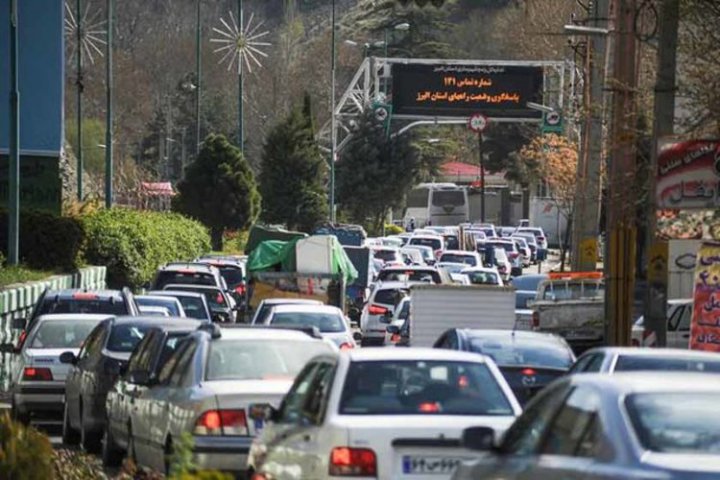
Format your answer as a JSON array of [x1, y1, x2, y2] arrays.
[[211, 10, 271, 75], [64, 1, 107, 65]]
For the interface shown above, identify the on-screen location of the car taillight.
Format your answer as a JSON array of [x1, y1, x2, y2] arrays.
[[215, 293, 226, 305], [418, 402, 440, 413], [531, 311, 540, 329], [367, 305, 388, 315], [194, 409, 248, 436], [16, 330, 27, 349], [538, 236, 546, 242], [390, 333, 401, 343], [23, 367, 53, 381], [234, 284, 246, 296], [339, 342, 355, 350], [509, 252, 519, 259], [329, 447, 377, 477]]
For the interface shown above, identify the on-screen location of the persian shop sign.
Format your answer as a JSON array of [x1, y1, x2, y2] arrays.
[[656, 139, 720, 209], [690, 242, 720, 351], [390, 64, 544, 119]]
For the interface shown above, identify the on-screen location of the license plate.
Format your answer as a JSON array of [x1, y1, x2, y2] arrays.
[[402, 456, 466, 475], [253, 418, 264, 434]]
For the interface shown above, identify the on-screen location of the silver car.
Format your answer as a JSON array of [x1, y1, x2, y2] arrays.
[[127, 325, 338, 476], [262, 304, 361, 350], [135, 295, 186, 317], [1, 314, 111, 423], [454, 372, 720, 480], [569, 346, 720, 374]]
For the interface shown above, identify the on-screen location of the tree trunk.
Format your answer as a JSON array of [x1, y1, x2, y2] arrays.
[[560, 213, 573, 272], [211, 226, 223, 252]]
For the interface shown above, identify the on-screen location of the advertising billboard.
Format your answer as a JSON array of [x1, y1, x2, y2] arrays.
[[656, 139, 720, 210], [391, 63, 544, 119], [690, 242, 720, 351]]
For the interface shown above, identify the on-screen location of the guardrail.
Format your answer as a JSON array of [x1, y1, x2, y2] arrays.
[[0, 266, 107, 392]]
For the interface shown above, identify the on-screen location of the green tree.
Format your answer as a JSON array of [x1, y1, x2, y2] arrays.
[[174, 134, 261, 250], [336, 110, 420, 233], [65, 118, 106, 176], [259, 93, 328, 232]]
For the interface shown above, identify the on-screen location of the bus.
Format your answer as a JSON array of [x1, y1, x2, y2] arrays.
[[404, 183, 470, 228]]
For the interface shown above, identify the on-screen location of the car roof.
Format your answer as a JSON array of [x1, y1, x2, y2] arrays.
[[44, 289, 125, 299], [35, 313, 115, 322], [148, 290, 206, 299], [164, 284, 222, 292], [374, 281, 425, 290], [381, 265, 437, 271], [568, 371, 720, 394], [269, 304, 343, 314], [160, 263, 217, 273], [458, 329, 567, 344], [345, 347, 490, 363], [212, 326, 334, 342], [195, 259, 243, 268], [461, 267, 499, 273], [409, 234, 443, 240], [111, 316, 202, 328], [440, 250, 477, 256], [136, 295, 180, 302], [260, 298, 323, 306], [583, 346, 720, 359]]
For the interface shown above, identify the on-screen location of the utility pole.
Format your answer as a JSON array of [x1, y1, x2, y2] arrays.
[[329, 0, 337, 223], [479, 133, 485, 223], [605, 0, 639, 346], [104, 0, 113, 208], [238, 0, 244, 153], [195, 0, 202, 156], [8, 0, 20, 265], [571, 0, 609, 272], [643, 0, 680, 347], [76, 0, 84, 201]]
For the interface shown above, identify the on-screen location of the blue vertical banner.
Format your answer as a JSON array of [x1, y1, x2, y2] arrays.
[[0, 0, 64, 212]]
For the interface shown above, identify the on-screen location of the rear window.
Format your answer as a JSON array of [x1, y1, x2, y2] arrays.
[[175, 297, 209, 320], [107, 324, 154, 352], [614, 356, 720, 373], [464, 271, 500, 285], [489, 242, 515, 252], [469, 338, 573, 369], [270, 311, 345, 333], [378, 269, 439, 283], [409, 237, 442, 251], [432, 190, 465, 207], [154, 271, 216, 289], [38, 298, 128, 316], [168, 286, 227, 310], [374, 250, 399, 262], [443, 235, 460, 250], [218, 267, 244, 288], [136, 297, 182, 316], [206, 339, 334, 381], [440, 254, 477, 266], [374, 288, 408, 306], [29, 319, 104, 349], [339, 360, 513, 415]]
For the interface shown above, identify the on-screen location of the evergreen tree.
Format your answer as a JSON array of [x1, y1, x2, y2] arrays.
[[174, 134, 261, 250], [336, 109, 420, 233], [259, 93, 328, 232]]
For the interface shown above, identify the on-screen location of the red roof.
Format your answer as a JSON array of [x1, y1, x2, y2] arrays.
[[441, 161, 485, 177], [140, 182, 176, 197]]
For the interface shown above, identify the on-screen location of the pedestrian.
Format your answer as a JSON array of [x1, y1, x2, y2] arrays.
[[407, 217, 416, 232]]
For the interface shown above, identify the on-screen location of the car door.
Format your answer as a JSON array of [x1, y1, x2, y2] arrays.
[[259, 361, 322, 479], [282, 360, 337, 479], [668, 304, 691, 349], [67, 323, 105, 428]]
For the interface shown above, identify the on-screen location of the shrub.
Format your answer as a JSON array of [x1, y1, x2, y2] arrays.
[[384, 224, 404, 235], [0, 412, 55, 480], [0, 209, 84, 270], [82, 208, 211, 289]]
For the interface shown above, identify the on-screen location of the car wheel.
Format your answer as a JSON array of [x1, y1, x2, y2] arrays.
[[102, 424, 124, 467], [164, 437, 174, 476], [62, 400, 80, 445], [80, 405, 102, 454]]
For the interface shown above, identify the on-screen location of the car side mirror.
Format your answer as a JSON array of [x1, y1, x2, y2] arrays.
[[386, 325, 400, 334], [11, 317, 25, 330], [0, 343, 16, 354], [130, 370, 156, 387], [59, 351, 77, 365], [462, 426, 496, 451], [379, 312, 392, 324], [352, 331, 363, 342], [248, 403, 277, 422]]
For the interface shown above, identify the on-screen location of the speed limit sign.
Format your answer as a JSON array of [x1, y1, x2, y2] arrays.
[[468, 113, 489, 133]]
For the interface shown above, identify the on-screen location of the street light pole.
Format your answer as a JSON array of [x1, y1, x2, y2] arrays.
[[329, 0, 337, 223], [76, 0, 83, 201], [104, 0, 113, 208], [479, 132, 485, 223], [238, 0, 244, 153], [195, 0, 202, 156], [8, 0, 20, 265]]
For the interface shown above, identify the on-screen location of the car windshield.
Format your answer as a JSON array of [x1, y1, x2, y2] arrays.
[[206, 339, 334, 381], [440, 254, 477, 266], [465, 271, 500, 285], [270, 312, 345, 333], [626, 393, 720, 454], [136, 297, 182, 316], [29, 319, 103, 349], [155, 271, 216, 289], [107, 324, 154, 352], [378, 270, 439, 283], [469, 337, 573, 369], [410, 238, 442, 251], [614, 355, 720, 372], [339, 360, 513, 416], [511, 276, 545, 291], [39, 298, 128, 316]]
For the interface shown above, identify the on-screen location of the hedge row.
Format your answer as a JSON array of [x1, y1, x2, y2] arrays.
[[0, 209, 84, 270], [82, 208, 211, 289]]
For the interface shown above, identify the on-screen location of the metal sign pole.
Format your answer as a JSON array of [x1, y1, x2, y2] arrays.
[[479, 132, 485, 223], [8, 0, 20, 265]]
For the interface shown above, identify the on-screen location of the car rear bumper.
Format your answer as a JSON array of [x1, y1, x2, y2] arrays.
[[192, 435, 252, 473], [14, 383, 65, 412]]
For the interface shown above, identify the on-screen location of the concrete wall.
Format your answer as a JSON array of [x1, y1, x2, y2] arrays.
[[0, 266, 106, 391]]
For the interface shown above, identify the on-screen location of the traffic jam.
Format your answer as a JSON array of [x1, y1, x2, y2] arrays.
[[2, 220, 718, 480]]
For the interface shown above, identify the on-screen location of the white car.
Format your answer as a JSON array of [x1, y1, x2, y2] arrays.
[[438, 250, 482, 267], [360, 281, 420, 346], [631, 298, 692, 348], [400, 248, 425, 266], [247, 348, 521, 480], [262, 304, 361, 350], [460, 267, 504, 286], [137, 305, 172, 316], [250, 298, 323, 325], [407, 234, 445, 257], [402, 244, 435, 265], [2, 314, 111, 423], [135, 295, 186, 317], [127, 325, 338, 476], [382, 296, 411, 345]]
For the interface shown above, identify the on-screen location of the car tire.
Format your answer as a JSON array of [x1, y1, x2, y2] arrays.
[[102, 424, 124, 467], [62, 401, 80, 445], [164, 437, 174, 476], [80, 405, 102, 454], [126, 423, 137, 465]]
